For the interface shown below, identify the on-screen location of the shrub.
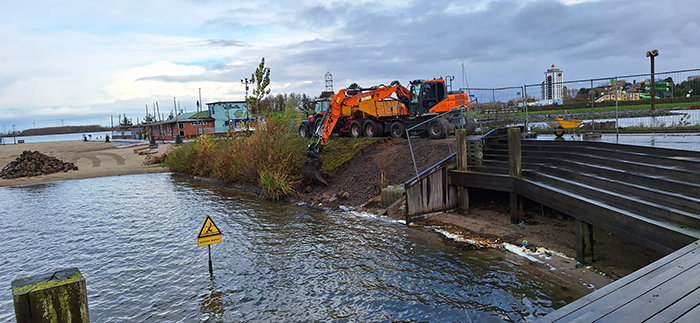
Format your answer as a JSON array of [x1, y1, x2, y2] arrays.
[[164, 114, 308, 199], [258, 169, 298, 201]]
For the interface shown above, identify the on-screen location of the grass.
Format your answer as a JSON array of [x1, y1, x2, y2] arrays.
[[318, 138, 382, 173]]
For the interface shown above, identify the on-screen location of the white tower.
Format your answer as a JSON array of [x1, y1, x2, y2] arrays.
[[542, 64, 563, 105], [325, 70, 333, 92]]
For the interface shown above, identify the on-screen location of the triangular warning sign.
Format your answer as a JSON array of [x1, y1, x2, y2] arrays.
[[198, 215, 222, 238]]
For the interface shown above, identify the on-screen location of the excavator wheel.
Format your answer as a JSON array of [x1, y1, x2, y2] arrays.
[[389, 121, 405, 138], [302, 156, 328, 185], [349, 121, 363, 138], [428, 118, 449, 139]]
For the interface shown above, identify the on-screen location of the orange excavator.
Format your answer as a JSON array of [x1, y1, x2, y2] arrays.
[[302, 79, 470, 184]]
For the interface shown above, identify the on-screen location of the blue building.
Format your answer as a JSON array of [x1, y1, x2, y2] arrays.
[[206, 101, 249, 133]]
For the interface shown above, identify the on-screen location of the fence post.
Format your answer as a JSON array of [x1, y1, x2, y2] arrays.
[[523, 85, 528, 130], [590, 79, 595, 131]]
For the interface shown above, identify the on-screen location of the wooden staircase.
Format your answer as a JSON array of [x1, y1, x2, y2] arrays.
[[456, 130, 700, 255]]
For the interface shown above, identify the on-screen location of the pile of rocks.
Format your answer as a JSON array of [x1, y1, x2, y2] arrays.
[[1, 150, 78, 179]]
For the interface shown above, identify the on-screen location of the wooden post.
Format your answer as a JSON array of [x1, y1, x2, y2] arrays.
[[456, 129, 469, 214], [576, 220, 595, 264], [12, 267, 90, 323], [508, 127, 521, 178], [508, 127, 524, 223]]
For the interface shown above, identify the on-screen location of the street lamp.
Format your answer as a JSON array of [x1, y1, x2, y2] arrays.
[[646, 49, 659, 111], [241, 78, 253, 127]]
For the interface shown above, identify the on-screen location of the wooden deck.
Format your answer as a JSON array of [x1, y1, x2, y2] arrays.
[[538, 240, 700, 322]]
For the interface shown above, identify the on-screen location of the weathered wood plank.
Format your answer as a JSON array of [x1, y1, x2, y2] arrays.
[[671, 302, 700, 323], [538, 241, 700, 322], [643, 286, 700, 323], [594, 261, 700, 322]]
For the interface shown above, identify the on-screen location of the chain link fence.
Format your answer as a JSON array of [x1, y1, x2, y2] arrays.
[[461, 68, 700, 132]]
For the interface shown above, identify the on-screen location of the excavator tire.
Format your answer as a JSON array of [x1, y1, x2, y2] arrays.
[[428, 118, 449, 139], [349, 121, 363, 138], [302, 156, 328, 185], [389, 121, 405, 138], [363, 120, 383, 138]]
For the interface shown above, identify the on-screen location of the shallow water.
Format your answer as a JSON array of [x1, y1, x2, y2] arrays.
[[0, 173, 574, 322]]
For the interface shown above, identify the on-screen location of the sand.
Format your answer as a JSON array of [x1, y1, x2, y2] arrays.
[[0, 141, 173, 187]]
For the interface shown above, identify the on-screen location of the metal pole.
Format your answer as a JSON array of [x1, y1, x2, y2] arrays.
[[208, 245, 213, 277], [646, 49, 659, 111], [523, 85, 528, 131], [590, 79, 595, 131], [198, 88, 202, 136], [615, 76, 619, 142], [406, 129, 419, 177]]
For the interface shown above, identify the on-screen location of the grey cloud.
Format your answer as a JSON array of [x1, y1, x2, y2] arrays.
[[200, 39, 246, 47]]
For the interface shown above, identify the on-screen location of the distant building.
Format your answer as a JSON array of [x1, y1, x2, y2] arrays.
[[540, 64, 564, 105], [688, 76, 700, 82], [206, 101, 249, 133]]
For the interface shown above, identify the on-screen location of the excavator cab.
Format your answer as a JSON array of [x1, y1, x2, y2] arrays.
[[409, 80, 447, 115]]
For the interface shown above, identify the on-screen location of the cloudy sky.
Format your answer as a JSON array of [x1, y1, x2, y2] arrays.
[[1, 0, 698, 132]]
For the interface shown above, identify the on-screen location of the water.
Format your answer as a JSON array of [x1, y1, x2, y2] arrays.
[[0, 131, 116, 144], [0, 173, 573, 322]]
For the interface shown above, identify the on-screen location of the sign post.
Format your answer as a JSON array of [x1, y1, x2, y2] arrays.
[[197, 215, 222, 276]]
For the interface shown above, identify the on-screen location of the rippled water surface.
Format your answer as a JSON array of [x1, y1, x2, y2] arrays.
[[0, 173, 574, 322]]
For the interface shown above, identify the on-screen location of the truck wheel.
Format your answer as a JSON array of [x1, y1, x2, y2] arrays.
[[299, 125, 308, 138], [428, 118, 448, 139], [349, 120, 363, 138], [363, 120, 383, 138], [389, 121, 405, 138]]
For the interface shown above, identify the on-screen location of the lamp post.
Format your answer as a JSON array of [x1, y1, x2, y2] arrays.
[[646, 49, 659, 111], [197, 88, 202, 136], [241, 78, 253, 130]]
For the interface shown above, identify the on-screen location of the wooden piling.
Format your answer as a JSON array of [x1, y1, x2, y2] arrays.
[[508, 127, 525, 223], [576, 220, 595, 264], [507, 127, 521, 178], [456, 129, 469, 214], [12, 267, 90, 323]]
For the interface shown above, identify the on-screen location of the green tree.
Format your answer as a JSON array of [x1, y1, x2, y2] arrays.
[[346, 82, 361, 96], [247, 57, 271, 117]]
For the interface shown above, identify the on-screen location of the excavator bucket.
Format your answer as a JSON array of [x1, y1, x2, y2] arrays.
[[302, 155, 328, 185]]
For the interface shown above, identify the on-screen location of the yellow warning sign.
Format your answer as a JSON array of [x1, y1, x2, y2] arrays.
[[197, 215, 222, 246]]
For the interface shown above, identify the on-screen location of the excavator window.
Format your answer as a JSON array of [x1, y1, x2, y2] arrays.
[[421, 82, 438, 111]]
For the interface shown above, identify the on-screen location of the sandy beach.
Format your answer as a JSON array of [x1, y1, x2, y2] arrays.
[[0, 141, 173, 187]]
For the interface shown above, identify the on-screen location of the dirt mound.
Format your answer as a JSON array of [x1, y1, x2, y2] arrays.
[[301, 137, 456, 208]]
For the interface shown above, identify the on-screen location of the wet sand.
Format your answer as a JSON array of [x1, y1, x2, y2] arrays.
[[0, 141, 172, 187]]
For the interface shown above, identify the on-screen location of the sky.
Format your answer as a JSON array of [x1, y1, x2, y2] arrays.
[[1, 0, 699, 132]]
